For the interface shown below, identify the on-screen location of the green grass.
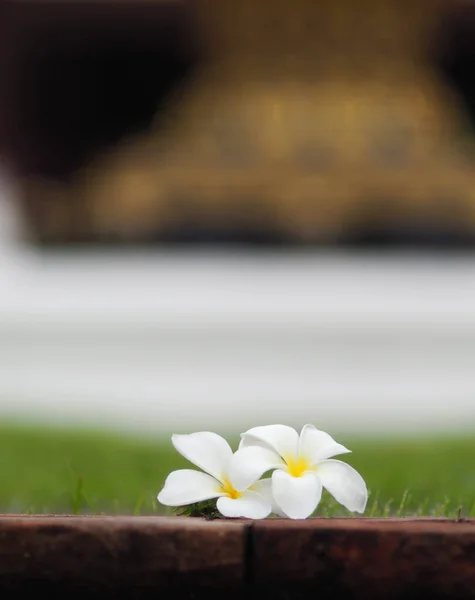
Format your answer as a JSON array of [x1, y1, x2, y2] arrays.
[[1, 423, 475, 517]]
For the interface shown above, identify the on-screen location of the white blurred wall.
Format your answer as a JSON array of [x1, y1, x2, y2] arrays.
[[0, 249, 475, 437]]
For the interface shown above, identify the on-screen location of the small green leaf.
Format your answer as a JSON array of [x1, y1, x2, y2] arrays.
[[174, 500, 222, 520]]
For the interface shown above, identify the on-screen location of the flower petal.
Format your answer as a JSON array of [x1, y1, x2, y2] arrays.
[[299, 424, 351, 464], [228, 446, 284, 491], [157, 469, 223, 506], [271, 470, 322, 519], [251, 478, 286, 517], [172, 431, 233, 482], [317, 459, 368, 513], [217, 490, 271, 519], [239, 424, 300, 461]]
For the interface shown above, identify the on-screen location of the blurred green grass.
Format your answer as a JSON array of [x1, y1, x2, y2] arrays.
[[1, 423, 475, 517]]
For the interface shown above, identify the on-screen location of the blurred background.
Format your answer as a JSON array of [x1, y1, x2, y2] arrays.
[[1, 0, 475, 514]]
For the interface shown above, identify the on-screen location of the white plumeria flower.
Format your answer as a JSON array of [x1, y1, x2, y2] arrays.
[[232, 424, 368, 519], [157, 431, 272, 519]]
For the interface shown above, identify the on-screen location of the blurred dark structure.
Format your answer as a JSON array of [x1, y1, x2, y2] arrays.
[[434, 1, 475, 139], [1, 0, 475, 247]]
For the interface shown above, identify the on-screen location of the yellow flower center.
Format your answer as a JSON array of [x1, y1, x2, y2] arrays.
[[285, 455, 311, 477], [221, 479, 242, 499]]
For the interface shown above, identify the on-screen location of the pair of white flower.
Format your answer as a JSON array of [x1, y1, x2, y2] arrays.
[[158, 424, 367, 519]]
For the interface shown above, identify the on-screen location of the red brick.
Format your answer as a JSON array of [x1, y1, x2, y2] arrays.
[[251, 518, 475, 599], [0, 516, 247, 598]]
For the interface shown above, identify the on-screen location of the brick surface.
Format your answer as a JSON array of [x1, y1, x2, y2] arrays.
[[2, 516, 475, 599], [252, 518, 475, 600], [0, 516, 247, 598]]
